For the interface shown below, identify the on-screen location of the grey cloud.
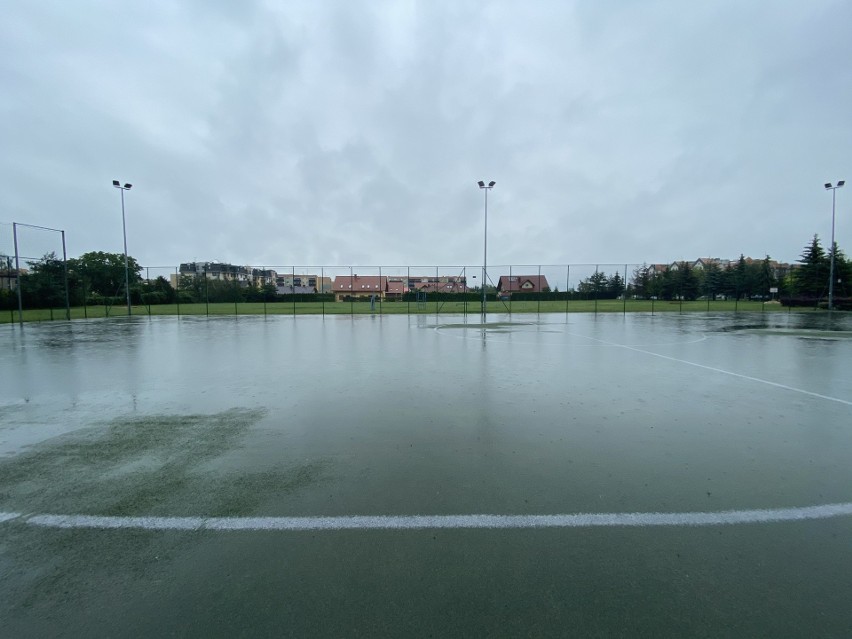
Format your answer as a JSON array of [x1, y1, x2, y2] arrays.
[[1, 0, 851, 272]]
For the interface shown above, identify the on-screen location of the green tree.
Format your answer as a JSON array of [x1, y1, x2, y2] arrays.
[[827, 242, 852, 298], [631, 264, 651, 299], [607, 271, 625, 298], [793, 235, 827, 298], [647, 268, 666, 299], [698, 262, 723, 300], [671, 262, 699, 300], [139, 276, 176, 305], [755, 256, 776, 298], [20, 252, 74, 309], [578, 271, 609, 297], [72, 251, 142, 299]]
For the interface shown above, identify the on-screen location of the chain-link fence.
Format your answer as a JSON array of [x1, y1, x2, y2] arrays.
[[3, 259, 831, 324]]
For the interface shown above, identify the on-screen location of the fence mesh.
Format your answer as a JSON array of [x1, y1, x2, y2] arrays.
[[3, 258, 826, 324]]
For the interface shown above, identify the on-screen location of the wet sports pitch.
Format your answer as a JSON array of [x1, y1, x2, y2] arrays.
[[1, 312, 852, 637]]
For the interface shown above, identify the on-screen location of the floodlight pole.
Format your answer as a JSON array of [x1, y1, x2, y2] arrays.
[[13, 222, 23, 327], [61, 230, 70, 320], [113, 181, 133, 315], [478, 180, 495, 321], [825, 180, 845, 311]]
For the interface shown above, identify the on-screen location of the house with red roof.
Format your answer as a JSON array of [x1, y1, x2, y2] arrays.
[[496, 274, 550, 296], [386, 279, 407, 300], [332, 275, 388, 301]]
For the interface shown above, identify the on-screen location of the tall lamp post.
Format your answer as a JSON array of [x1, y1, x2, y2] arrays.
[[112, 180, 133, 315], [477, 180, 495, 320], [824, 180, 845, 311]]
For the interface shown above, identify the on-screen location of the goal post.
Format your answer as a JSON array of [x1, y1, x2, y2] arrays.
[[11, 222, 70, 326]]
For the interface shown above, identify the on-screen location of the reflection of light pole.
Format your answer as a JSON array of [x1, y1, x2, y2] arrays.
[[477, 180, 495, 320], [825, 180, 845, 310], [112, 180, 133, 315]]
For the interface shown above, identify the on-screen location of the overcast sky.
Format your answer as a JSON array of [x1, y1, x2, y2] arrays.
[[2, 0, 850, 272]]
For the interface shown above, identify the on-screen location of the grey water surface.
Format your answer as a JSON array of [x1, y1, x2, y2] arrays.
[[1, 312, 851, 637]]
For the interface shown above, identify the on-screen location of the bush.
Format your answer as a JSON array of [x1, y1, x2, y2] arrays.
[[401, 292, 483, 302], [780, 296, 822, 308], [141, 292, 167, 305], [780, 296, 852, 309]]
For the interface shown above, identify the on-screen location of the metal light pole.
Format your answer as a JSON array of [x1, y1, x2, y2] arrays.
[[113, 180, 133, 315], [825, 180, 845, 311], [477, 180, 495, 320]]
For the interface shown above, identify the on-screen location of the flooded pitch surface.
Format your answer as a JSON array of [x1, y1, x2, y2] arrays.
[[2, 312, 852, 636]]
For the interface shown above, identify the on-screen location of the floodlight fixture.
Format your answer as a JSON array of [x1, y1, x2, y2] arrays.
[[478, 180, 485, 188], [488, 180, 496, 187], [839, 181, 846, 187], [825, 183, 833, 189], [112, 180, 120, 186], [124, 183, 132, 189]]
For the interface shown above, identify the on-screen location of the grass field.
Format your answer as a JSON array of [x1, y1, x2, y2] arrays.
[[0, 299, 825, 323]]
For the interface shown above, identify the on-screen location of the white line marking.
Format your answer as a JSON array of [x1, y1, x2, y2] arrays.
[[27, 514, 205, 530], [434, 324, 710, 347], [578, 335, 852, 407], [3, 502, 852, 532], [438, 321, 849, 405]]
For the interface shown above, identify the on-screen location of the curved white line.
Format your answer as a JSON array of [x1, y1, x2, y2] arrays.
[[3, 502, 852, 531]]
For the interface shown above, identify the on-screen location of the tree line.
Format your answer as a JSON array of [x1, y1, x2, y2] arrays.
[[0, 251, 297, 311], [572, 235, 851, 306], [2, 236, 850, 311]]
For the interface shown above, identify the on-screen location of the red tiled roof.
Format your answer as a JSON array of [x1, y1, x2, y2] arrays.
[[386, 280, 406, 294], [497, 275, 550, 292], [414, 281, 468, 293], [332, 275, 388, 292]]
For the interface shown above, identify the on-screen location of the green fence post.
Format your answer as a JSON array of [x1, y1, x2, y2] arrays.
[[175, 267, 181, 317], [594, 265, 599, 314], [436, 266, 439, 316], [565, 265, 570, 315]]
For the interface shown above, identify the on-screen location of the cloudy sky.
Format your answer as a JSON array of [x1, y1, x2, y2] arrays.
[[2, 0, 850, 273]]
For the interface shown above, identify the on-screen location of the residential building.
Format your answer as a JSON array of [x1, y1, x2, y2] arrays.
[[496, 275, 550, 295], [332, 275, 388, 301], [645, 264, 669, 276], [0, 255, 21, 291], [276, 284, 316, 295], [178, 261, 252, 284], [406, 275, 468, 293], [276, 274, 333, 293], [251, 268, 278, 286], [386, 279, 407, 300], [692, 257, 731, 270]]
